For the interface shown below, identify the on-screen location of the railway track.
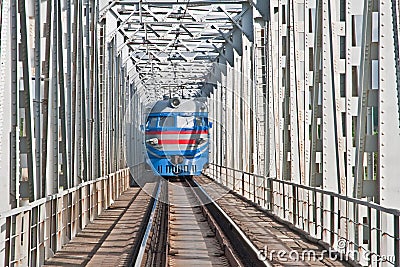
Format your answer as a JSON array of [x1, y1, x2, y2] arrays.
[[42, 173, 364, 266], [167, 180, 231, 267], [137, 178, 266, 267]]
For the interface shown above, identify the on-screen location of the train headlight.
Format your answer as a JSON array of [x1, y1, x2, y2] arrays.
[[146, 138, 159, 145], [170, 97, 181, 108]]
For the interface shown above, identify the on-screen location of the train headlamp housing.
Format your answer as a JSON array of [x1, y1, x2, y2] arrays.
[[170, 97, 181, 108], [146, 138, 159, 146]]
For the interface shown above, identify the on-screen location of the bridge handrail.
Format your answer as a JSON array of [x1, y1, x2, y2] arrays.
[[210, 163, 269, 179], [0, 176, 108, 218], [269, 177, 400, 216], [208, 162, 400, 216], [0, 168, 130, 266]]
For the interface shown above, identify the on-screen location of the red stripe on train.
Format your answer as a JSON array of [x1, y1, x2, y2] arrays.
[[157, 139, 198, 145], [145, 130, 208, 135]]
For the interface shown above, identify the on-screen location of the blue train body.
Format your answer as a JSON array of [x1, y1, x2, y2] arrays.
[[144, 97, 210, 177]]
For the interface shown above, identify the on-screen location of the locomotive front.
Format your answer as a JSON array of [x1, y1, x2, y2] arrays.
[[144, 97, 210, 178]]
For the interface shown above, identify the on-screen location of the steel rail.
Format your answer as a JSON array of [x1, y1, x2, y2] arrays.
[[132, 181, 163, 266]]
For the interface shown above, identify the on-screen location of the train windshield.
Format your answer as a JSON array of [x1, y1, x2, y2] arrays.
[[176, 116, 195, 129], [146, 117, 157, 128], [177, 115, 207, 129], [159, 116, 175, 128], [147, 115, 208, 129]]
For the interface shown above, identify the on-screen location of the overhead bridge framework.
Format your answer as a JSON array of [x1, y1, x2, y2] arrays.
[[0, 0, 400, 266]]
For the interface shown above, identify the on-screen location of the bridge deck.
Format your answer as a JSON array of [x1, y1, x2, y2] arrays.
[[42, 176, 354, 266], [43, 187, 151, 267]]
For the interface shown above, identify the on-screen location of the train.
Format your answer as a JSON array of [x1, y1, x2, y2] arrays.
[[144, 96, 210, 178]]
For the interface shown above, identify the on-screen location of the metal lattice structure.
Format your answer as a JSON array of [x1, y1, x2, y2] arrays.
[[101, 0, 266, 101], [206, 0, 400, 265], [0, 0, 129, 208], [0, 0, 400, 266]]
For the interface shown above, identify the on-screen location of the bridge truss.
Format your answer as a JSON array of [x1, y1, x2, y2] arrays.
[[0, 0, 400, 266]]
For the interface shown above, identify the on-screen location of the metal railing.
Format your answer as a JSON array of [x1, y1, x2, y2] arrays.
[[204, 163, 400, 266], [0, 168, 130, 267], [204, 163, 273, 208]]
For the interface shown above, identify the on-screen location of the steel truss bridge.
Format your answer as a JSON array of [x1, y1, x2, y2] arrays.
[[0, 0, 400, 266]]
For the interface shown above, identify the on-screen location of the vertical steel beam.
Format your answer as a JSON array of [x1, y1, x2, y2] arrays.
[[354, 0, 373, 199], [42, 0, 53, 195], [319, 0, 344, 244], [255, 22, 267, 177], [228, 63, 234, 187], [106, 42, 111, 175], [291, 0, 306, 185], [99, 22, 106, 176], [270, 0, 284, 181], [66, 0, 73, 189], [74, 0, 83, 185], [81, 49, 88, 181], [47, 0, 59, 194], [57, 0, 69, 190], [92, 0, 101, 179], [34, 0, 42, 198], [113, 53, 119, 172], [282, 0, 293, 181], [379, 0, 400, 210], [18, 0, 36, 201], [79, 0, 88, 181], [236, 50, 242, 173], [72, 0, 79, 186], [84, 0, 92, 181], [0, 0, 12, 210], [325, 0, 345, 193], [265, 11, 277, 179], [243, 5, 254, 174], [304, 0, 312, 186], [309, 0, 323, 187]]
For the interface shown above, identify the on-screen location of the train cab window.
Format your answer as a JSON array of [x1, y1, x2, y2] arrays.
[[159, 116, 175, 128], [146, 117, 157, 128], [176, 116, 195, 129], [194, 116, 206, 127]]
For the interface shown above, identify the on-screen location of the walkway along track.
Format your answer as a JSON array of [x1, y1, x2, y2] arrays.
[[43, 182, 159, 267]]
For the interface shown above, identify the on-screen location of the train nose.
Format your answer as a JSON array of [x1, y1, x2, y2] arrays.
[[169, 155, 184, 165]]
